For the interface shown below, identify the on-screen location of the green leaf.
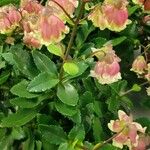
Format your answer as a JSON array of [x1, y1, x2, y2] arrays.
[[47, 44, 63, 57], [111, 36, 127, 46], [68, 125, 85, 141], [55, 102, 77, 117], [28, 72, 59, 92], [131, 84, 141, 92], [10, 80, 39, 98], [11, 127, 25, 140], [92, 37, 107, 48], [39, 125, 67, 145], [12, 45, 39, 79], [10, 97, 44, 108], [100, 144, 118, 150], [1, 52, 14, 65], [0, 71, 10, 85], [63, 62, 79, 76], [128, 5, 140, 16], [57, 83, 79, 106], [0, 0, 20, 6], [32, 51, 57, 75], [1, 109, 38, 127]]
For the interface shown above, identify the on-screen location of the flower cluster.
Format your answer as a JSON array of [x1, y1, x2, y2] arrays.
[[0, 0, 78, 48], [131, 55, 150, 96], [108, 110, 150, 150], [91, 44, 121, 84], [88, 0, 130, 32]]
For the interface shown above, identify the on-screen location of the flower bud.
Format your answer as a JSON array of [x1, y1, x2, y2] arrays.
[[131, 56, 147, 74]]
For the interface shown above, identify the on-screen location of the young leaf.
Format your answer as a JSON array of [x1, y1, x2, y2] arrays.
[[28, 72, 59, 92], [32, 51, 57, 75], [47, 44, 63, 57], [10, 80, 39, 98], [0, 109, 38, 127], [63, 62, 79, 76], [39, 125, 67, 145], [57, 83, 79, 106]]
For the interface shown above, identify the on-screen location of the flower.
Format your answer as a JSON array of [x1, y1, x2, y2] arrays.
[[145, 63, 150, 81], [39, 7, 68, 46], [132, 0, 145, 5], [146, 87, 150, 96], [0, 5, 21, 34], [91, 45, 121, 84], [108, 110, 147, 149], [131, 56, 147, 75], [88, 0, 130, 32]]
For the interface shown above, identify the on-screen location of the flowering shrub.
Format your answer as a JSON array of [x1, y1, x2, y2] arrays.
[[0, 0, 150, 150]]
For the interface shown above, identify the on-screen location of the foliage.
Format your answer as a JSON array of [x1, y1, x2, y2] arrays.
[[0, 0, 150, 150]]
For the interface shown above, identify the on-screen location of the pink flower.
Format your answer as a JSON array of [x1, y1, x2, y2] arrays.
[[108, 110, 147, 149], [88, 0, 130, 32], [0, 5, 21, 34], [91, 45, 121, 84], [39, 7, 68, 45], [145, 63, 150, 81], [131, 56, 147, 75]]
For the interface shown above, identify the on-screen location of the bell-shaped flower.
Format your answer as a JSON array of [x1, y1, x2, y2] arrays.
[[108, 110, 147, 149], [47, 0, 78, 21], [131, 56, 147, 75], [0, 5, 21, 34], [88, 0, 130, 32], [39, 7, 68, 46]]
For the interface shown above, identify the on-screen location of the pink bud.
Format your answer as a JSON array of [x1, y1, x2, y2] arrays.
[[144, 0, 150, 13], [131, 56, 147, 74]]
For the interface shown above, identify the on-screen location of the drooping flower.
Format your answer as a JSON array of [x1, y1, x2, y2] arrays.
[[0, 5, 21, 34], [131, 56, 147, 75], [108, 110, 147, 149], [39, 7, 68, 46], [47, 0, 78, 21], [88, 0, 130, 32], [91, 45, 121, 84]]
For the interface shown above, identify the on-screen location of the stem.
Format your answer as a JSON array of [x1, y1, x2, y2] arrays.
[[59, 1, 86, 81], [92, 128, 124, 150], [120, 81, 149, 97], [52, 0, 75, 24]]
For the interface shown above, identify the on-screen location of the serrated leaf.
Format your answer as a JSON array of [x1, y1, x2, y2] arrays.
[[47, 44, 63, 57], [28, 72, 59, 92], [10, 97, 44, 108], [57, 83, 79, 106], [63, 62, 79, 76], [1, 109, 38, 127], [0, 71, 10, 85], [10, 80, 39, 98], [55, 102, 77, 116], [32, 51, 57, 75], [39, 125, 67, 145]]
